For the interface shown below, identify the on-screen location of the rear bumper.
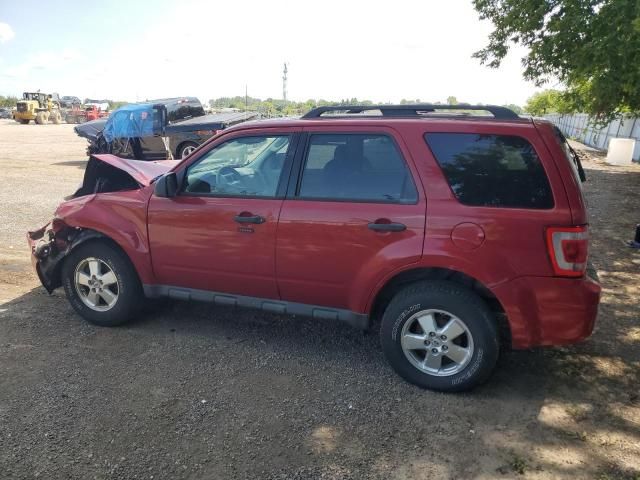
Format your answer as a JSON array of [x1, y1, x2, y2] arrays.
[[492, 270, 601, 349]]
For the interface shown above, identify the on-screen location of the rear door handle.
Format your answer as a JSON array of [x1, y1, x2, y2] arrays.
[[234, 213, 265, 224], [368, 221, 406, 232]]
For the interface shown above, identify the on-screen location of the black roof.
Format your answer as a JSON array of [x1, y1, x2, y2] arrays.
[[301, 104, 520, 120]]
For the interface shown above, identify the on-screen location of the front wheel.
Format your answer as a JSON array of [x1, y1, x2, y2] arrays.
[[380, 281, 499, 392], [62, 242, 142, 327]]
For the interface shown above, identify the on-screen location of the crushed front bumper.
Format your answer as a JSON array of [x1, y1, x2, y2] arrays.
[[27, 223, 61, 293], [27, 222, 81, 293]]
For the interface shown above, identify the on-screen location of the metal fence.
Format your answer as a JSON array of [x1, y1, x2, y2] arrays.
[[545, 113, 640, 161]]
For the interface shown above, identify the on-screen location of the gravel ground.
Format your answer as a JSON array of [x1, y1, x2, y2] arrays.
[[1, 120, 639, 479]]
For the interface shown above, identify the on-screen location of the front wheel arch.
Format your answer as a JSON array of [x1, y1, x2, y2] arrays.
[[46, 229, 142, 292]]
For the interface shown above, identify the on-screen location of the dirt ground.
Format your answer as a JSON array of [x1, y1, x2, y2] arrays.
[[0, 119, 639, 480]]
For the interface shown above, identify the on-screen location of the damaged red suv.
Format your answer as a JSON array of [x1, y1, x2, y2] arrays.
[[28, 104, 601, 392]]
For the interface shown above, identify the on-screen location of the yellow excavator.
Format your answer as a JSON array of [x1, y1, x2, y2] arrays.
[[14, 91, 62, 125]]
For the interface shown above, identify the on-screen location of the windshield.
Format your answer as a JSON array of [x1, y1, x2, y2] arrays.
[[189, 137, 286, 173]]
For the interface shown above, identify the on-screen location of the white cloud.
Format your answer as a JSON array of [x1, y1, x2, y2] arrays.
[[1, 49, 84, 96], [0, 22, 14, 44], [0, 1, 542, 105]]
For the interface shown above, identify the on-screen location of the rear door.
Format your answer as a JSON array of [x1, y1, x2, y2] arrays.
[[276, 126, 426, 313], [420, 126, 572, 280]]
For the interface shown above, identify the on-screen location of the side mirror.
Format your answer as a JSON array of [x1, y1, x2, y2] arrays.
[[154, 172, 178, 198]]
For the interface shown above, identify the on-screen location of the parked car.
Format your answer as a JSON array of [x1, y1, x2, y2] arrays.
[[0, 108, 12, 119], [74, 97, 258, 160], [27, 104, 600, 392], [60, 96, 82, 108]]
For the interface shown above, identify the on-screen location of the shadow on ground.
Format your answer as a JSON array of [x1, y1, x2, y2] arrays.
[[0, 161, 638, 479], [52, 159, 88, 168]]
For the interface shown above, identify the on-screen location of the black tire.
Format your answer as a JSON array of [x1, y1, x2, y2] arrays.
[[177, 141, 199, 159], [380, 280, 499, 392], [61, 242, 142, 327]]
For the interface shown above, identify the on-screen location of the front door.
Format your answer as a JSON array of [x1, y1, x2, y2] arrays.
[[148, 131, 297, 299]]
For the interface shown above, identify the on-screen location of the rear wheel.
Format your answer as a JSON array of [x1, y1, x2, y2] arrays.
[[62, 242, 142, 327], [178, 141, 199, 159], [380, 281, 499, 392], [52, 111, 62, 124]]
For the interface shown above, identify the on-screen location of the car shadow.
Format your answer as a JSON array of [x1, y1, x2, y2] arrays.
[[52, 159, 88, 168]]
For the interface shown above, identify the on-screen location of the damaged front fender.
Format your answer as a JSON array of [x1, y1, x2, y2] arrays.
[[27, 223, 108, 293]]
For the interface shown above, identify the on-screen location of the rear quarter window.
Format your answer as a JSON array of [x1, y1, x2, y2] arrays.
[[424, 133, 554, 209]]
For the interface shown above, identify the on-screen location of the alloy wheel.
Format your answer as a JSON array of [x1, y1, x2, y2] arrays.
[[74, 257, 119, 312], [181, 145, 197, 158], [400, 309, 474, 376]]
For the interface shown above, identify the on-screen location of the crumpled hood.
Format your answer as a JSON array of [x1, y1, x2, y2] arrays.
[[74, 119, 107, 142], [91, 154, 180, 186]]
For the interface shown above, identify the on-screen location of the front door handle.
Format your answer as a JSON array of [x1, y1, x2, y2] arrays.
[[368, 221, 406, 232], [234, 213, 265, 224]]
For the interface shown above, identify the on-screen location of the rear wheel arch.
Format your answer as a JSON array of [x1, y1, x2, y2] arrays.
[[369, 266, 510, 345]]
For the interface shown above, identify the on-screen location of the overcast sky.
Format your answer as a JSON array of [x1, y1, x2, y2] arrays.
[[0, 0, 545, 105]]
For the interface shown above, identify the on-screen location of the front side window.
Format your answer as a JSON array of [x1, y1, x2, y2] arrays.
[[184, 135, 290, 197], [299, 134, 418, 203], [425, 133, 554, 209]]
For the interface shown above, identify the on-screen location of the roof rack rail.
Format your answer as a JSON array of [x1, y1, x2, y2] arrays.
[[301, 104, 520, 120]]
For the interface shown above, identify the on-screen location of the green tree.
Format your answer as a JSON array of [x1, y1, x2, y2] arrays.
[[473, 0, 640, 119], [502, 103, 523, 114], [523, 90, 565, 116], [0, 95, 18, 108], [446, 96, 458, 105]]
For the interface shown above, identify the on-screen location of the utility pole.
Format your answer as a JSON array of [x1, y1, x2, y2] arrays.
[[282, 62, 288, 106]]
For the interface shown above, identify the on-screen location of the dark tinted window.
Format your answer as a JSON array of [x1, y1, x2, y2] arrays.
[[425, 133, 553, 209], [167, 101, 205, 123], [299, 134, 418, 203]]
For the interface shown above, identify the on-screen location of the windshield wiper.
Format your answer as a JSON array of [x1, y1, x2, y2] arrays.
[[567, 143, 587, 182]]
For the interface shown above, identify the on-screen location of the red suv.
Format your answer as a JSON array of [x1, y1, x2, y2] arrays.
[[28, 104, 601, 392]]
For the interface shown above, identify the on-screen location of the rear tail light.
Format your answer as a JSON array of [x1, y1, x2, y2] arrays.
[[546, 225, 589, 277]]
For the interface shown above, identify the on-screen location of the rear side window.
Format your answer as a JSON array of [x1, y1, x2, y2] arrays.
[[299, 134, 418, 203], [425, 133, 553, 209], [167, 101, 204, 123]]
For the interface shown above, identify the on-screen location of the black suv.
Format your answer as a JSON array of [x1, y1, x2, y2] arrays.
[[75, 98, 258, 160]]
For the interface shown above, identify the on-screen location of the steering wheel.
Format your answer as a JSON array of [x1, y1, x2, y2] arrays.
[[217, 165, 244, 189]]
